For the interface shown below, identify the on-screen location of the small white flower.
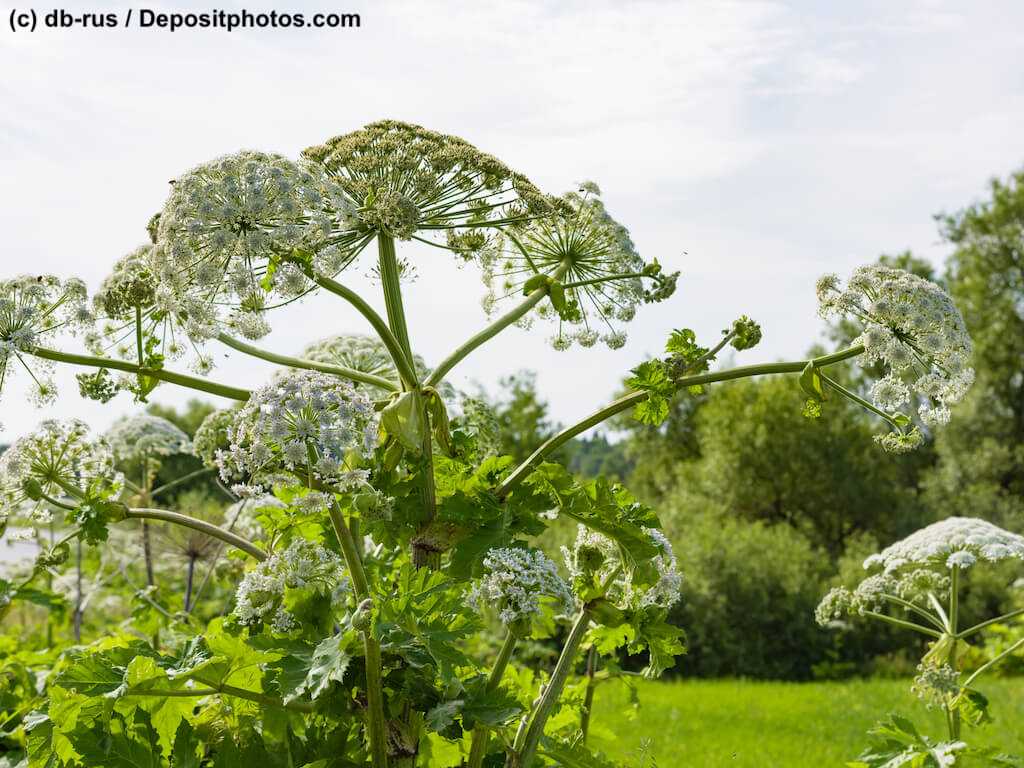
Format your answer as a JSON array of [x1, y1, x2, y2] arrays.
[[217, 369, 378, 492], [467, 547, 575, 627], [867, 517, 1024, 573], [816, 265, 974, 451], [233, 538, 347, 631]]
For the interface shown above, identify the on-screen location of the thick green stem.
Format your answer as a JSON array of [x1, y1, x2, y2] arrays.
[[376, 234, 438, 570], [217, 332, 399, 391], [467, 631, 518, 768], [426, 262, 570, 387], [126, 508, 268, 562], [328, 502, 388, 768], [497, 346, 865, 497], [328, 502, 370, 599], [509, 609, 592, 768], [579, 645, 598, 744], [188, 676, 315, 712], [312, 273, 417, 389], [30, 347, 251, 401]]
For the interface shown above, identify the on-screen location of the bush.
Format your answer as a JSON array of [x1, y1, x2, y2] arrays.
[[664, 511, 831, 679]]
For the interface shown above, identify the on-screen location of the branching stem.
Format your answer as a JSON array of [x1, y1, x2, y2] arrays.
[[126, 508, 267, 562], [497, 346, 864, 497]]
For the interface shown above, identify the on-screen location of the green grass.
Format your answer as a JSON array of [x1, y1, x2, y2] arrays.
[[588, 678, 1024, 767]]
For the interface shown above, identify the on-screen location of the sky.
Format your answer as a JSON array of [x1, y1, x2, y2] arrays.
[[1, 0, 1022, 439]]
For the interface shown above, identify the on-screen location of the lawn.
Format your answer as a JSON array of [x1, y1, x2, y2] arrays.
[[588, 677, 1024, 766]]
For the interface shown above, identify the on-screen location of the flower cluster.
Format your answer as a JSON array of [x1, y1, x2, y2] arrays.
[[104, 413, 192, 467], [562, 525, 683, 611], [92, 246, 158, 322], [912, 662, 960, 709], [817, 266, 974, 451], [863, 517, 1024, 573], [815, 517, 1024, 626], [815, 568, 952, 627], [454, 396, 502, 459], [232, 538, 348, 633], [0, 419, 121, 534], [192, 408, 237, 467], [632, 529, 684, 609], [467, 547, 575, 629], [299, 333, 437, 395], [0, 275, 94, 405], [151, 151, 334, 346], [302, 119, 559, 258], [216, 370, 378, 492], [480, 185, 678, 350], [87, 244, 209, 374]]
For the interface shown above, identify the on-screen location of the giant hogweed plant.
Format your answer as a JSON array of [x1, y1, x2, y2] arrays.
[[818, 519, 1024, 767], [0, 119, 979, 767]]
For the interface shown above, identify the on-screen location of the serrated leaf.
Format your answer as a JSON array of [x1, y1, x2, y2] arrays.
[[283, 634, 351, 704]]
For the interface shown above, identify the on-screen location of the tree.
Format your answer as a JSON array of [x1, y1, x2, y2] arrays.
[[664, 374, 930, 556], [924, 170, 1024, 529]]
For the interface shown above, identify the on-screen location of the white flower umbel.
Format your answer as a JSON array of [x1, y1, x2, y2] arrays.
[[217, 369, 378, 492], [816, 517, 1024, 626], [633, 529, 684, 609], [104, 413, 192, 468], [232, 538, 348, 633], [863, 517, 1024, 573], [467, 547, 575, 629], [562, 525, 683, 611], [479, 185, 678, 350], [0, 275, 94, 406], [302, 119, 559, 265], [0, 419, 121, 534], [151, 151, 334, 348], [817, 265, 974, 451], [89, 245, 207, 373]]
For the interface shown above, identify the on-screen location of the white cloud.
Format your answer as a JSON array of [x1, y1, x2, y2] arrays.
[[1, 0, 1022, 439]]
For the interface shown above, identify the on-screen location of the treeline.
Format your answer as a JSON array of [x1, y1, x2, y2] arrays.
[[483, 168, 1024, 679]]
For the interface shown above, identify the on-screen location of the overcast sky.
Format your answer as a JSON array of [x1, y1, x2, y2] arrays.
[[1, 0, 1022, 439]]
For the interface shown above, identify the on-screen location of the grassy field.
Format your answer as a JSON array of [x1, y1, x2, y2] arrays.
[[588, 678, 1024, 767]]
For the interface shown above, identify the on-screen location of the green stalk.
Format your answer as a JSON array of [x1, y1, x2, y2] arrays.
[[150, 467, 217, 499], [960, 636, 1024, 690], [509, 608, 593, 768], [426, 262, 570, 387], [126, 508, 268, 562], [312, 273, 418, 389], [30, 346, 251, 401], [467, 631, 518, 768], [188, 676, 315, 713], [579, 645, 598, 744], [376, 234, 438, 569], [880, 594, 947, 632], [217, 332, 399, 391], [818, 372, 900, 430], [328, 502, 388, 768], [861, 611, 943, 639], [958, 607, 1024, 639], [497, 346, 865, 497], [948, 566, 961, 740]]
